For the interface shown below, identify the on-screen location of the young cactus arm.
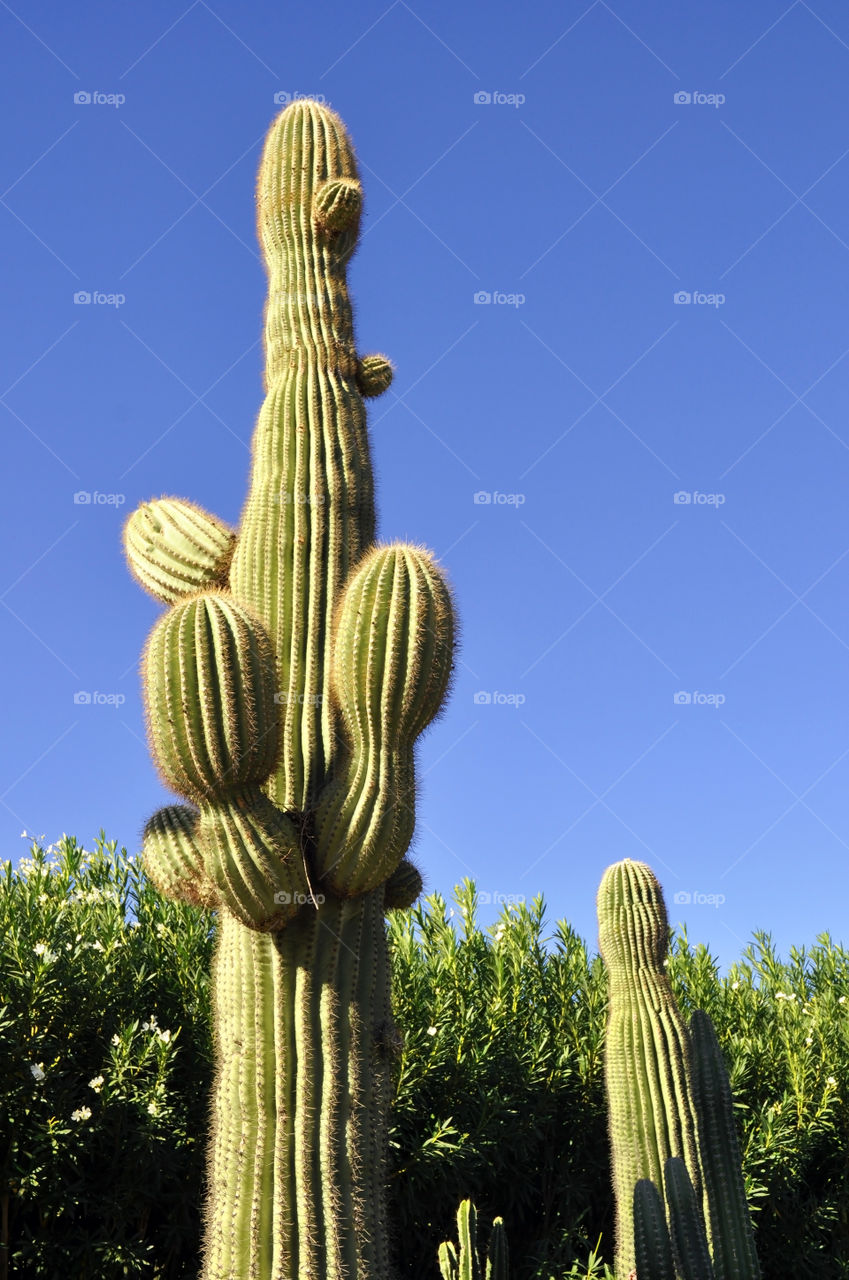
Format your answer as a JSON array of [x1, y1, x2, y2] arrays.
[[228, 100, 394, 814], [142, 592, 310, 927], [485, 1217, 508, 1280], [124, 498, 235, 604], [313, 543, 455, 898], [142, 803, 220, 910], [665, 1157, 715, 1280], [383, 858, 423, 910], [634, 1178, 677, 1280], [597, 859, 709, 1279], [689, 1010, 761, 1280]]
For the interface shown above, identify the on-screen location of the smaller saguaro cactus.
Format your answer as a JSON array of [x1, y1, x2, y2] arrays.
[[597, 859, 760, 1280], [438, 1200, 509, 1280]]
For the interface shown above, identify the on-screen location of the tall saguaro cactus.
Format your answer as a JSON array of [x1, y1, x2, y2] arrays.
[[125, 100, 455, 1280]]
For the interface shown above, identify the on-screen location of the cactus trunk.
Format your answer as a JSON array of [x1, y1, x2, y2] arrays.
[[202, 892, 396, 1280]]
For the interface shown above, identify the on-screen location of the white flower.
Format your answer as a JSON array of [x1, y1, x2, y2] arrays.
[[71, 1106, 92, 1122], [806, 1036, 813, 1046], [426, 1027, 437, 1036], [731, 981, 739, 990], [826, 1076, 837, 1088], [37, 893, 48, 904], [157, 1028, 172, 1043], [111, 1034, 120, 1046], [33, 942, 57, 963], [88, 1076, 104, 1092], [29, 1063, 45, 1082], [839, 996, 846, 1005], [155, 922, 167, 935], [147, 1101, 158, 1116]]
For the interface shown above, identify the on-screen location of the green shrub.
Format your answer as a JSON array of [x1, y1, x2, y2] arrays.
[[2, 838, 848, 1278], [0, 833, 213, 1277]]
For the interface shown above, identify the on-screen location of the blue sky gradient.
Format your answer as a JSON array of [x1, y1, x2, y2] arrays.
[[3, 0, 849, 971]]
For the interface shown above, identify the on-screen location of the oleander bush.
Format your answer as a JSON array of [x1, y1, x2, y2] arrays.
[[1, 835, 848, 1277]]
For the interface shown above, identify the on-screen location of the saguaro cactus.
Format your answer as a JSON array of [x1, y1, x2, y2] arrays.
[[125, 100, 455, 1280], [597, 860, 759, 1279]]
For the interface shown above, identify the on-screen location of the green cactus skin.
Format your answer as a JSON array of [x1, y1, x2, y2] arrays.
[[597, 859, 708, 1279], [438, 1201, 508, 1280], [123, 498, 235, 604], [689, 1011, 760, 1280], [126, 98, 455, 1279], [665, 1157, 714, 1280], [383, 858, 423, 910], [634, 1177, 677, 1280]]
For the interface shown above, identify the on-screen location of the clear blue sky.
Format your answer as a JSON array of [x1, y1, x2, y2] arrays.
[[3, 0, 849, 974]]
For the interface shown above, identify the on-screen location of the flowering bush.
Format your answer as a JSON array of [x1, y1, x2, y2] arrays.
[[0, 833, 213, 1276]]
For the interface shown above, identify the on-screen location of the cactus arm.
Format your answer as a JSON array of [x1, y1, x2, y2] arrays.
[[313, 543, 454, 896], [597, 860, 708, 1278], [665, 1157, 715, 1280], [689, 1010, 761, 1280], [633, 1178, 677, 1280], [141, 803, 219, 909], [124, 498, 235, 603], [438, 1241, 459, 1280], [485, 1217, 508, 1280]]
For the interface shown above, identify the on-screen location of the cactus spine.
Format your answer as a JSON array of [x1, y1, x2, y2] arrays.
[[597, 860, 760, 1279], [125, 100, 454, 1279]]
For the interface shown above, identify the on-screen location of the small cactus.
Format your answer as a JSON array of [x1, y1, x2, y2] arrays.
[[597, 860, 760, 1279], [438, 1200, 509, 1280]]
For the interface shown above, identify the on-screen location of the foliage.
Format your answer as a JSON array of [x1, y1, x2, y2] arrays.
[[2, 839, 848, 1278]]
